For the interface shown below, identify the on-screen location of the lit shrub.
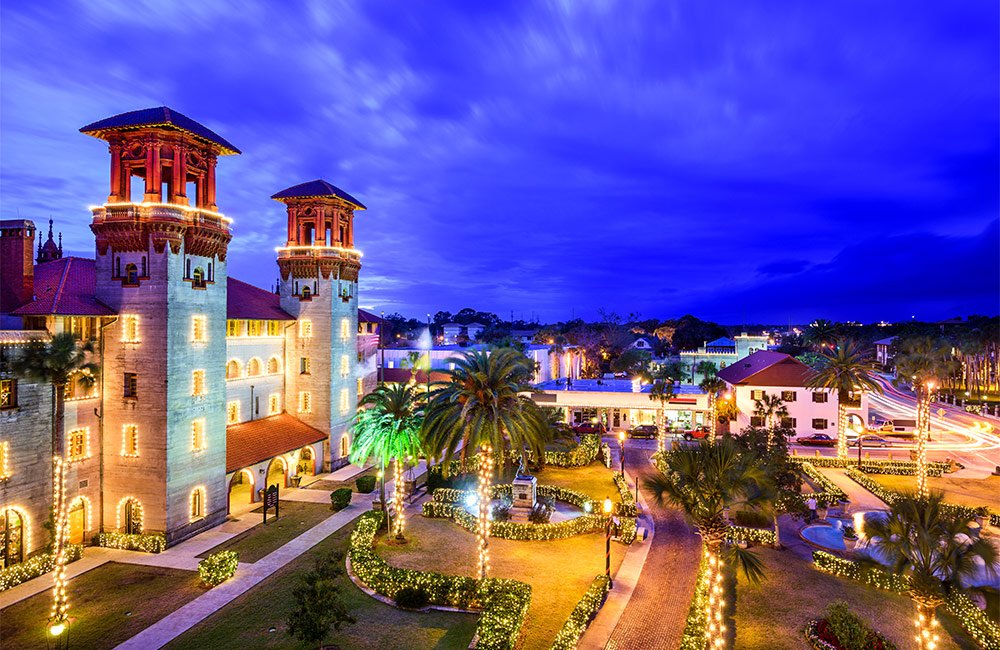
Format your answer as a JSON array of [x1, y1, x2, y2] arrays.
[[395, 586, 430, 609], [198, 550, 238, 587]]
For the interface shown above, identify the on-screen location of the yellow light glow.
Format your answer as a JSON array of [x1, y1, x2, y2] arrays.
[[121, 424, 140, 457], [115, 496, 143, 533], [0, 441, 10, 479], [275, 244, 363, 258], [603, 497, 613, 515], [94, 201, 233, 224], [190, 486, 207, 522], [49, 622, 66, 637]]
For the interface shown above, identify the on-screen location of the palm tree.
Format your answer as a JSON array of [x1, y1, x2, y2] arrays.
[[807, 339, 883, 460], [648, 378, 675, 454], [698, 368, 726, 444], [350, 383, 424, 540], [423, 348, 550, 579], [644, 439, 772, 645], [805, 319, 839, 351], [752, 392, 788, 447], [11, 332, 98, 631], [863, 493, 999, 648], [893, 337, 957, 498]]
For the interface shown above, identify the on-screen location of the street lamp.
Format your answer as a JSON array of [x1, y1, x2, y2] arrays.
[[603, 496, 614, 588], [617, 430, 626, 476]]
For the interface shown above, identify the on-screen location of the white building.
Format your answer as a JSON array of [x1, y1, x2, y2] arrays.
[[874, 336, 897, 368]]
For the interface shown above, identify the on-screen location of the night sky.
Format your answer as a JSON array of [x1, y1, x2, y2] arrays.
[[1, 2, 997, 324]]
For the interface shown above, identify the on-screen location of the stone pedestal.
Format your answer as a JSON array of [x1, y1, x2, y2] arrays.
[[509, 475, 537, 522]]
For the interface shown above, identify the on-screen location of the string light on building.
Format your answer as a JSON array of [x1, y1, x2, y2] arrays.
[[477, 444, 493, 580]]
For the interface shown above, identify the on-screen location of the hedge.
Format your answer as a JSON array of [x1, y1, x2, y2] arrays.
[[331, 487, 353, 511], [423, 501, 606, 541], [679, 549, 712, 650], [550, 575, 611, 650], [799, 462, 848, 506], [812, 551, 1000, 650], [356, 474, 377, 493], [789, 455, 952, 476], [844, 468, 991, 520], [198, 550, 238, 587], [612, 472, 638, 518], [95, 531, 167, 553], [349, 511, 530, 650], [725, 525, 776, 547], [0, 545, 83, 591]]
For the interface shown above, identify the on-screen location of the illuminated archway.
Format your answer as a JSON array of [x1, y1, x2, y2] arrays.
[[0, 507, 29, 568], [226, 359, 242, 379], [266, 355, 281, 374], [246, 357, 262, 377], [68, 496, 91, 545], [117, 497, 143, 535], [227, 469, 256, 513], [296, 446, 316, 476], [265, 457, 287, 489]]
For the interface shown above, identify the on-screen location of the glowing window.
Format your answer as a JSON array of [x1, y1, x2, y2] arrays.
[[226, 359, 242, 380], [122, 315, 140, 343], [269, 393, 281, 415], [299, 320, 312, 338], [267, 356, 281, 374], [0, 441, 10, 479], [192, 370, 206, 396], [340, 355, 349, 377], [0, 379, 17, 409], [227, 401, 240, 425], [226, 320, 244, 337], [299, 392, 311, 414], [247, 320, 263, 337], [300, 357, 310, 374], [68, 428, 89, 462], [192, 419, 206, 451], [190, 487, 206, 521], [340, 318, 349, 339], [192, 315, 207, 342], [247, 358, 262, 377], [122, 425, 139, 457], [267, 320, 282, 336], [340, 388, 349, 414]]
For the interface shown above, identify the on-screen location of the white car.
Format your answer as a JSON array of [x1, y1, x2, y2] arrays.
[[849, 435, 893, 448]]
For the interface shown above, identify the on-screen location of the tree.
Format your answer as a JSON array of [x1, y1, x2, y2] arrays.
[[805, 319, 840, 351], [402, 350, 425, 382], [807, 339, 884, 460], [610, 348, 651, 376], [11, 333, 98, 631], [892, 337, 957, 498], [863, 493, 999, 649], [752, 392, 788, 447], [350, 383, 424, 540], [734, 427, 803, 548], [423, 348, 550, 579], [644, 439, 772, 645], [698, 363, 726, 444], [286, 550, 356, 646], [648, 376, 676, 454]]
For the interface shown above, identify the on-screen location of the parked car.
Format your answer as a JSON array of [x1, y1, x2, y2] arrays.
[[626, 424, 658, 439], [849, 434, 893, 448], [551, 422, 575, 438], [573, 422, 607, 435], [797, 433, 837, 447], [682, 426, 710, 441]]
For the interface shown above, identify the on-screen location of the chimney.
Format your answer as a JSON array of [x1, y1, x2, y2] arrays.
[[0, 219, 36, 315]]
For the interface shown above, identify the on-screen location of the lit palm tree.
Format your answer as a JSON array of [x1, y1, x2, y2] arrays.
[[863, 493, 999, 649], [350, 383, 424, 540], [11, 332, 98, 632], [807, 339, 883, 460], [644, 439, 772, 646], [699, 370, 726, 444], [423, 348, 550, 579], [752, 392, 788, 447], [649, 378, 675, 454], [893, 337, 957, 498]]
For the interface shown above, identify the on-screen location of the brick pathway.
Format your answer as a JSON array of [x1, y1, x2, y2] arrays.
[[606, 445, 701, 650]]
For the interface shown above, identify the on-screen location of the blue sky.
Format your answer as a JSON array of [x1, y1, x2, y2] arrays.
[[1, 1, 997, 324]]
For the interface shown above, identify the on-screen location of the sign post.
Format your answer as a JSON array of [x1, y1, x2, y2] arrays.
[[263, 484, 279, 524]]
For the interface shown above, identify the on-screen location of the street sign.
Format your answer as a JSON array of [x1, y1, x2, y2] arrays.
[[263, 484, 279, 523]]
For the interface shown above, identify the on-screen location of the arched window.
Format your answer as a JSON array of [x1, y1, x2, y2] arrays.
[[226, 359, 242, 380], [124, 263, 139, 286], [340, 434, 350, 458], [190, 487, 206, 521], [301, 286, 312, 299], [266, 356, 281, 374], [246, 358, 262, 377], [192, 267, 205, 288], [1, 508, 25, 568], [120, 498, 142, 535]]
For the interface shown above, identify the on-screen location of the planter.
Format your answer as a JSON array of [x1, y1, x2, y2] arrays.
[[816, 507, 829, 520], [290, 475, 302, 488]]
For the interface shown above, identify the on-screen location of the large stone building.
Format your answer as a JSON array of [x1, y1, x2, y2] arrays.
[[0, 107, 367, 564]]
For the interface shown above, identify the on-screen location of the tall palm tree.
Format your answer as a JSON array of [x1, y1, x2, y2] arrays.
[[805, 319, 840, 351], [699, 368, 726, 444], [423, 348, 550, 579], [350, 383, 424, 540], [863, 493, 999, 649], [752, 392, 788, 447], [644, 439, 771, 646], [11, 332, 98, 632], [893, 337, 957, 498], [807, 339, 883, 460], [649, 378, 675, 454]]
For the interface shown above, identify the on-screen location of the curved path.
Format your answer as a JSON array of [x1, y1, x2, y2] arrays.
[[606, 444, 701, 649]]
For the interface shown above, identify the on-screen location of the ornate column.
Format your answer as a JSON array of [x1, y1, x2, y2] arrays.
[[172, 144, 187, 205], [287, 206, 297, 245], [143, 139, 161, 202], [205, 155, 218, 210], [109, 142, 123, 203]]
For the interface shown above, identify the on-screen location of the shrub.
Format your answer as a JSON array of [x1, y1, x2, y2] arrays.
[[0, 545, 83, 592], [528, 502, 553, 524], [198, 550, 239, 587], [551, 575, 611, 649], [287, 550, 355, 644], [395, 586, 430, 609], [95, 531, 167, 553], [733, 509, 771, 528], [826, 601, 876, 650], [355, 474, 377, 493], [331, 487, 353, 511]]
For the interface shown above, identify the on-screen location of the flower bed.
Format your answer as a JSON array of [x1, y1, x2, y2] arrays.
[[813, 551, 1000, 650], [95, 531, 167, 553], [0, 545, 83, 592], [349, 511, 530, 650], [844, 468, 990, 521], [550, 575, 611, 650], [804, 616, 897, 650], [198, 550, 239, 587], [789, 455, 952, 476]]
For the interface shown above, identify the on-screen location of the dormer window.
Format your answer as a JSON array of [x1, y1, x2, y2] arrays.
[[124, 263, 139, 286]]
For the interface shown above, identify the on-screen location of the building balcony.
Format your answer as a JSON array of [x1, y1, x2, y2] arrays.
[[275, 245, 362, 263], [90, 202, 232, 231]]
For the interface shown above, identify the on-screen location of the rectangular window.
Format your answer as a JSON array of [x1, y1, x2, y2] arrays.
[[191, 489, 204, 520], [192, 419, 206, 451], [68, 428, 89, 461], [122, 424, 139, 457], [123, 372, 138, 399], [750, 389, 764, 400], [300, 357, 310, 375], [227, 401, 240, 424], [780, 417, 797, 429], [226, 319, 244, 337], [192, 315, 207, 342], [0, 441, 10, 478], [299, 320, 313, 338], [122, 315, 140, 342], [812, 392, 829, 403], [269, 393, 281, 415], [340, 318, 349, 339], [192, 370, 206, 397], [0, 378, 18, 409], [267, 320, 282, 336], [340, 355, 349, 377], [749, 416, 766, 428], [340, 388, 349, 414], [781, 391, 797, 402], [812, 418, 828, 430], [247, 320, 263, 337], [299, 391, 311, 414]]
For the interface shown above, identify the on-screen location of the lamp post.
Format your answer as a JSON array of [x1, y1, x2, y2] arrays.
[[603, 496, 613, 588], [617, 430, 626, 476]]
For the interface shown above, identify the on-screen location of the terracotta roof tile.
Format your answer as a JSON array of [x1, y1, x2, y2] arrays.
[[717, 350, 816, 387], [227, 278, 294, 320], [226, 413, 326, 473], [11, 257, 116, 316]]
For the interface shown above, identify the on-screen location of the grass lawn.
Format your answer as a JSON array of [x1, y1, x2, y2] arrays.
[[531, 462, 627, 504], [198, 501, 335, 563], [167, 514, 477, 650], [734, 548, 977, 650], [0, 562, 202, 650], [870, 474, 1000, 512], [306, 462, 379, 492], [381, 506, 626, 649]]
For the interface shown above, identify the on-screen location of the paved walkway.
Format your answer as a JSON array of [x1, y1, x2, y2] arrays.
[[605, 444, 701, 650], [817, 467, 888, 513]]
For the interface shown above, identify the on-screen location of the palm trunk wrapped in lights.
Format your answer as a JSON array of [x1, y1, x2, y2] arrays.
[[836, 399, 849, 459], [477, 445, 493, 580], [914, 601, 941, 650], [915, 386, 932, 500], [703, 539, 727, 650], [392, 459, 406, 540], [707, 393, 717, 444], [656, 408, 665, 455], [49, 455, 69, 633]]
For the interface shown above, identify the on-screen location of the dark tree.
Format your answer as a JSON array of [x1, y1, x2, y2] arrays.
[[286, 551, 356, 645]]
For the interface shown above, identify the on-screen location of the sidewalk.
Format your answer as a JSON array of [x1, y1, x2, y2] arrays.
[[817, 467, 888, 513]]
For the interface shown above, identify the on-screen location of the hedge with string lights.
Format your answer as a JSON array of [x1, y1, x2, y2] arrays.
[[0, 545, 83, 592], [551, 575, 611, 650]]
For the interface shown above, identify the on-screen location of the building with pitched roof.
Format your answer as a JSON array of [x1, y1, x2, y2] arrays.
[[677, 332, 773, 383], [0, 107, 366, 558]]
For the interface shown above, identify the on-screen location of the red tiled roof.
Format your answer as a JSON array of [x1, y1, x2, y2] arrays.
[[227, 278, 294, 320], [717, 350, 816, 387], [379, 367, 451, 384], [11, 257, 116, 316], [226, 413, 326, 473]]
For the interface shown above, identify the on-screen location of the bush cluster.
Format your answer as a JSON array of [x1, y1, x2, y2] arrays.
[[355, 474, 377, 494], [0, 545, 83, 592], [198, 550, 238, 587], [725, 525, 775, 547], [789, 455, 952, 476], [612, 472, 638, 518], [423, 501, 606, 541], [330, 487, 353, 511], [95, 531, 167, 553]]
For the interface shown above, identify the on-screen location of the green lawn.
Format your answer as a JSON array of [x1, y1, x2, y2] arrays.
[[0, 562, 202, 650], [167, 514, 477, 650], [870, 474, 1000, 512], [197, 501, 335, 563], [531, 462, 627, 504], [734, 548, 977, 650]]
